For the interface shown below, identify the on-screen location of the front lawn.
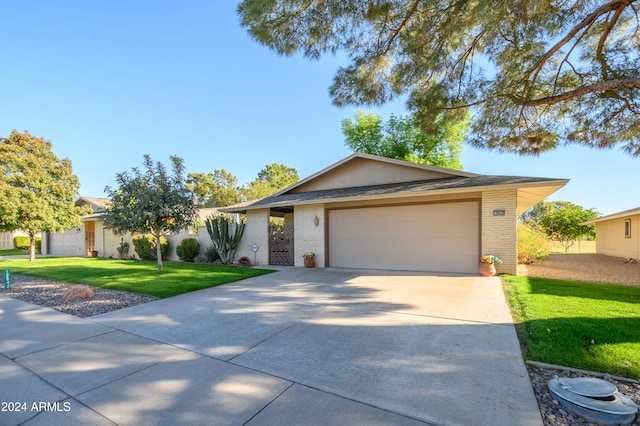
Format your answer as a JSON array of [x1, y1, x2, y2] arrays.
[[0, 257, 274, 298], [503, 275, 640, 379], [0, 249, 28, 256]]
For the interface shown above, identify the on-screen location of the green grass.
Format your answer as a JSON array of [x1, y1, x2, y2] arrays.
[[0, 249, 28, 256], [0, 257, 275, 298], [503, 275, 640, 378]]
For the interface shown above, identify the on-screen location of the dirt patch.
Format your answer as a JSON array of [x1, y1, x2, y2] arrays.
[[519, 253, 640, 286]]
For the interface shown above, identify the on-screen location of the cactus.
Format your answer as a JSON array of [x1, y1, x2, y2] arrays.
[[205, 214, 245, 265]]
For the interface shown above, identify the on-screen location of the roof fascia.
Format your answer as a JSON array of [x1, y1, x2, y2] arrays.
[[226, 179, 569, 213], [581, 207, 640, 225]]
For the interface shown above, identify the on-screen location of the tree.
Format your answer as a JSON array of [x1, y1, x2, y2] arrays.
[[104, 155, 196, 270], [239, 1, 640, 156], [242, 163, 299, 200], [0, 130, 88, 262], [342, 110, 466, 169], [186, 170, 242, 207], [529, 201, 600, 252]]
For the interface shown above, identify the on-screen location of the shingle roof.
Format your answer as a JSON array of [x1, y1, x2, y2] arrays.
[[222, 175, 566, 213]]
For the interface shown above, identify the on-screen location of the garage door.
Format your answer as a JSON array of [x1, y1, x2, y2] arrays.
[[328, 201, 479, 273]]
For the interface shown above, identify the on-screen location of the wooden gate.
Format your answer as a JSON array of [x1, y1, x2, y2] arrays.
[[269, 224, 294, 265]]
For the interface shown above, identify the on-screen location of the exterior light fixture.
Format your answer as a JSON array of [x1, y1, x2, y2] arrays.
[[314, 215, 320, 227]]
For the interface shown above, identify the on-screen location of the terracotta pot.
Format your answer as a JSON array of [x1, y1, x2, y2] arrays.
[[304, 258, 316, 268], [478, 262, 496, 276]]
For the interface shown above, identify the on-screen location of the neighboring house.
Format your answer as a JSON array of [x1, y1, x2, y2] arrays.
[[46, 196, 218, 260], [0, 230, 36, 249], [221, 153, 568, 275], [581, 207, 640, 259]]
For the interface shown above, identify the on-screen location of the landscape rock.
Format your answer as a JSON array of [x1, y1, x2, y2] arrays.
[[61, 284, 95, 301]]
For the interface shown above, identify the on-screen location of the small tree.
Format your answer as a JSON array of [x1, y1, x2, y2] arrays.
[[205, 214, 245, 265], [536, 203, 599, 252], [104, 155, 195, 270], [0, 130, 89, 261]]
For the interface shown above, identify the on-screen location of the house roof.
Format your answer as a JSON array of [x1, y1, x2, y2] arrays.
[[581, 207, 640, 225], [76, 196, 218, 222], [76, 196, 111, 213], [221, 153, 569, 215]]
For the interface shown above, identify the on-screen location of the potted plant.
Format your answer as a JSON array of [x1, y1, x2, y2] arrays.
[[479, 254, 502, 276], [302, 252, 315, 268]]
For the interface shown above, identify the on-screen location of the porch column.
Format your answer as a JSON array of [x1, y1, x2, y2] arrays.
[[236, 209, 270, 266], [294, 204, 325, 267], [481, 190, 517, 275]]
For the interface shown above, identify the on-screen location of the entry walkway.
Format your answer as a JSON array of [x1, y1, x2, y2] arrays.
[[0, 268, 542, 425]]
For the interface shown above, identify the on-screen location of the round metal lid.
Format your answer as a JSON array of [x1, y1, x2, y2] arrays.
[[557, 377, 618, 398]]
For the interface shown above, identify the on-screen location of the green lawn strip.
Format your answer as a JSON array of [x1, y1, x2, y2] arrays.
[[0, 257, 275, 298], [503, 275, 640, 379], [0, 249, 28, 256]]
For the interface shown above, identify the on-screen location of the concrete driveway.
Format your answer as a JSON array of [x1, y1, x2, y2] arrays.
[[0, 268, 542, 426]]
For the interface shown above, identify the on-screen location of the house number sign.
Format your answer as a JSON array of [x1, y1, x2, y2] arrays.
[[493, 209, 506, 217]]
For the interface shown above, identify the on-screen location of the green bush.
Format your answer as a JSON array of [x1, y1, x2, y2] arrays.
[[132, 234, 169, 260], [13, 236, 41, 253], [203, 245, 220, 263], [176, 238, 200, 262], [518, 222, 552, 264], [14, 236, 30, 250]]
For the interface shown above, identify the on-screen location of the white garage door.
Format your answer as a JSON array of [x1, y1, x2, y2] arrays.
[[328, 201, 479, 273]]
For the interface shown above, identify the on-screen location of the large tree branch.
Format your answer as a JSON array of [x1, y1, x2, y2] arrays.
[[513, 78, 640, 106], [383, 0, 421, 55], [596, 6, 626, 79], [525, 0, 636, 82]]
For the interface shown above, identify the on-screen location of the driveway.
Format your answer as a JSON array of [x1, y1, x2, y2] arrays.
[[0, 268, 542, 425]]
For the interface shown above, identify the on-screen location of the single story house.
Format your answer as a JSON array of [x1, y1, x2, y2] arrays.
[[221, 153, 568, 275], [581, 207, 640, 259], [45, 197, 218, 260], [0, 230, 36, 249]]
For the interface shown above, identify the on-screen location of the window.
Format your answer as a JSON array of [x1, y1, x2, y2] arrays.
[[624, 219, 631, 238]]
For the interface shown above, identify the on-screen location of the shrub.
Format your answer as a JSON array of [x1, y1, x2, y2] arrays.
[[132, 234, 169, 260], [176, 238, 200, 262], [13, 236, 41, 253], [14, 236, 30, 250], [518, 222, 552, 264], [203, 245, 220, 263], [116, 238, 131, 260]]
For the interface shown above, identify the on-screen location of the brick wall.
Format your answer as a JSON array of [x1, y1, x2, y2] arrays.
[[482, 190, 518, 274]]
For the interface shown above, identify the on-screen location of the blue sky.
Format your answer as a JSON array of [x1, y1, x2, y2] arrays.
[[1, 1, 637, 216]]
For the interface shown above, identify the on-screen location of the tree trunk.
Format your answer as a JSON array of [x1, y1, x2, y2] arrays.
[[29, 234, 36, 262], [155, 234, 163, 271]]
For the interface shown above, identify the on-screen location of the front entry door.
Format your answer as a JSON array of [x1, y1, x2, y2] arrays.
[[85, 221, 96, 256]]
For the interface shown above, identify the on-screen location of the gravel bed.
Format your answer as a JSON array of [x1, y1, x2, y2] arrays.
[[527, 362, 639, 426], [0, 274, 158, 318]]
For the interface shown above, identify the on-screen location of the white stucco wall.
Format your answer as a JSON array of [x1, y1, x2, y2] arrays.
[[236, 209, 270, 266], [294, 204, 325, 267]]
